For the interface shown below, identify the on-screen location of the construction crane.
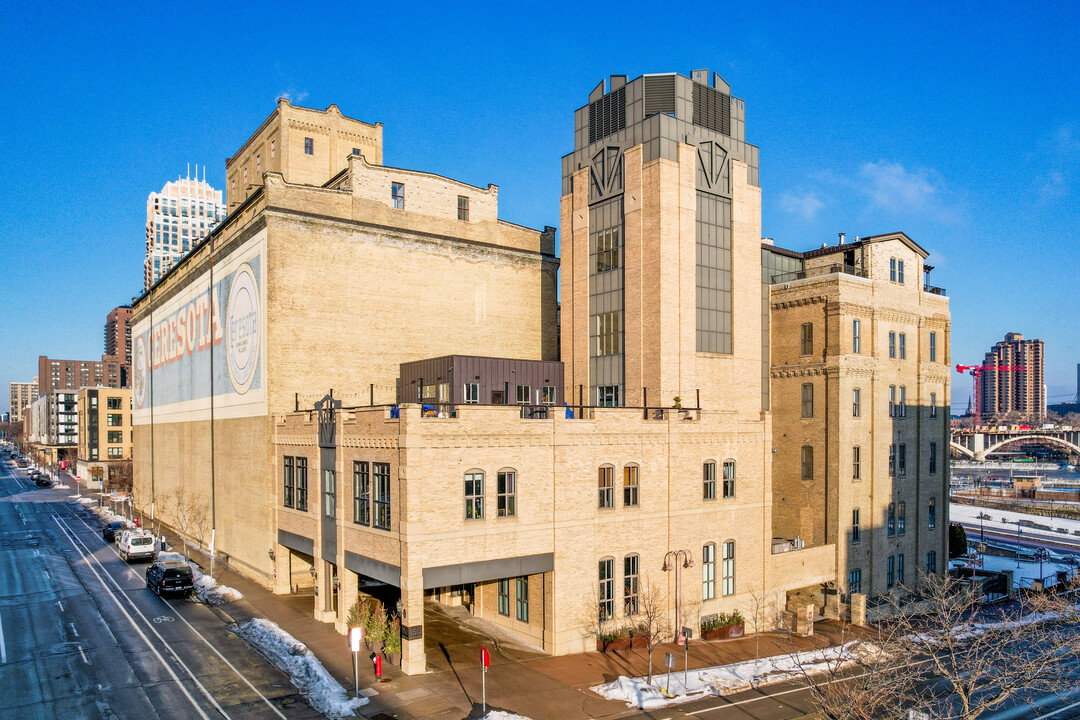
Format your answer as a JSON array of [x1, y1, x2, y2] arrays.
[[956, 363, 1027, 423]]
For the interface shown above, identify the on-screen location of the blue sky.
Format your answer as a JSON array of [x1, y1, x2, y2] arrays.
[[2, 1, 1078, 413]]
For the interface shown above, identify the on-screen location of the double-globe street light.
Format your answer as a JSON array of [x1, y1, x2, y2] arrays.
[[663, 549, 695, 647]]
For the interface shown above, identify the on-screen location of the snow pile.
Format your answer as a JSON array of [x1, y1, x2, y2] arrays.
[[157, 551, 243, 605], [486, 712, 535, 720], [236, 618, 368, 718], [78, 498, 96, 505], [53, 483, 70, 489], [88, 505, 135, 528], [592, 642, 876, 709]]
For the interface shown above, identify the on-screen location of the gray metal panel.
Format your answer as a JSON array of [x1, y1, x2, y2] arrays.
[[277, 529, 314, 556], [322, 539, 337, 562], [344, 551, 401, 587], [422, 552, 555, 590]]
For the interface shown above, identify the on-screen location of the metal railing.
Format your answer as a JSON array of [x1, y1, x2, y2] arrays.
[[770, 263, 866, 284]]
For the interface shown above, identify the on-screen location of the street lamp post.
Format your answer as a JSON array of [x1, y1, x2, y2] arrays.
[[663, 550, 695, 647], [1015, 522, 1023, 568], [980, 512, 985, 544], [1034, 548, 1049, 589]]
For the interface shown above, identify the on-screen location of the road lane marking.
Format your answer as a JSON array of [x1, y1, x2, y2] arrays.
[[51, 516, 217, 720], [78, 645, 90, 665], [0, 608, 6, 663], [57, 600, 64, 613], [69, 511, 289, 719], [69, 622, 79, 638]]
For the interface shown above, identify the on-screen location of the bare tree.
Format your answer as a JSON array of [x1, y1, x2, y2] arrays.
[[636, 575, 672, 685], [743, 584, 781, 660], [167, 486, 208, 560]]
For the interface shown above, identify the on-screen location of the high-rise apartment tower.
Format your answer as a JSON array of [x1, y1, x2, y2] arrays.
[[144, 171, 225, 289], [978, 332, 1045, 425], [104, 305, 133, 365]]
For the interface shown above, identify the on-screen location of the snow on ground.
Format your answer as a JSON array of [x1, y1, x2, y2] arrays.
[[951, 552, 1075, 588], [157, 551, 243, 605], [236, 618, 368, 719], [486, 712, 535, 720], [591, 642, 876, 710], [87, 504, 135, 528], [53, 483, 70, 489], [78, 497, 96, 505], [951, 502, 1080, 537]]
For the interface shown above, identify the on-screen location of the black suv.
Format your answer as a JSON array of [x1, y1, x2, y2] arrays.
[[145, 560, 194, 597], [102, 521, 125, 542]]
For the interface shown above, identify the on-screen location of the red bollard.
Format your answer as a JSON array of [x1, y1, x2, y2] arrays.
[[373, 653, 382, 679]]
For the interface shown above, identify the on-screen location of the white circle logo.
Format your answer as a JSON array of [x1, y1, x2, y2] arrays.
[[226, 263, 260, 394], [133, 335, 147, 408]]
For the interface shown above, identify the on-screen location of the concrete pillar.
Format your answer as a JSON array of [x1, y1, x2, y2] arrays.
[[399, 555, 426, 675], [272, 544, 293, 594], [314, 558, 336, 623], [795, 604, 814, 636], [823, 589, 841, 620], [336, 570, 360, 634], [849, 593, 867, 626]]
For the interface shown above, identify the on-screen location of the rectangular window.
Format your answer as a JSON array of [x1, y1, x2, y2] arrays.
[[899, 386, 907, 417], [852, 319, 861, 354], [107, 431, 123, 444], [497, 578, 510, 616], [623, 465, 638, 507], [722, 460, 736, 498], [373, 463, 391, 529], [887, 556, 895, 588], [296, 457, 308, 511], [323, 468, 336, 518], [898, 502, 906, 535], [801, 446, 814, 481], [722, 541, 735, 596], [624, 555, 639, 615], [594, 312, 622, 356], [849, 568, 862, 594], [353, 461, 370, 525], [929, 497, 937, 529], [930, 392, 938, 417], [889, 257, 897, 282], [464, 383, 479, 403], [465, 472, 484, 519], [352, 147, 361, 155], [107, 447, 123, 458], [852, 508, 861, 543], [497, 470, 516, 517], [889, 444, 896, 476], [930, 332, 937, 362], [107, 414, 123, 426], [801, 383, 814, 418], [107, 397, 122, 409], [898, 444, 906, 476], [930, 442, 938, 474], [703, 461, 716, 500], [542, 386, 556, 405], [516, 577, 529, 622], [457, 196, 470, 221], [516, 385, 531, 405], [898, 260, 905, 284], [889, 385, 896, 417], [595, 227, 620, 273], [852, 446, 861, 481], [283, 457, 295, 508], [598, 466, 616, 508], [800, 323, 813, 356], [391, 182, 405, 209], [889, 331, 896, 359], [853, 387, 861, 417], [702, 543, 715, 600], [888, 502, 896, 536], [897, 554, 905, 585], [304, 137, 313, 155], [596, 385, 620, 407], [926, 551, 938, 574], [599, 559, 614, 621], [899, 333, 907, 359]]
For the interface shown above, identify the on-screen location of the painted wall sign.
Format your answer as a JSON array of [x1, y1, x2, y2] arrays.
[[133, 230, 267, 424]]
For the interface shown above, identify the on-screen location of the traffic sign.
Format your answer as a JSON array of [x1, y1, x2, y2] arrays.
[[349, 627, 363, 652], [664, 652, 676, 669]]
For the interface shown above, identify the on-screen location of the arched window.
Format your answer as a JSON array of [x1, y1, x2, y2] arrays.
[[623, 464, 639, 507], [722, 540, 736, 596], [464, 470, 484, 520], [722, 459, 736, 498], [598, 466, 614, 508], [702, 543, 716, 600], [598, 557, 615, 621], [623, 554, 639, 615], [497, 468, 516, 517]]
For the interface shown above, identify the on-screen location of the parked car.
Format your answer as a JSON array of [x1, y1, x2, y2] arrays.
[[102, 521, 125, 542], [117, 529, 157, 562], [145, 560, 194, 597]]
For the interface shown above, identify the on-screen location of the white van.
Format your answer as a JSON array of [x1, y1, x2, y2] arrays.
[[118, 529, 157, 562]]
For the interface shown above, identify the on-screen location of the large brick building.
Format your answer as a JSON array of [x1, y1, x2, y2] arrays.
[[978, 332, 1045, 425], [133, 73, 950, 674]]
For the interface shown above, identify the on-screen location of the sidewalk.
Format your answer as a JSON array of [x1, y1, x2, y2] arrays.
[[81, 496, 865, 720]]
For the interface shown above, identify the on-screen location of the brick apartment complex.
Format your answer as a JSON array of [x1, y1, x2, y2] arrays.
[[38, 355, 126, 394], [104, 305, 133, 365], [978, 332, 1045, 425], [76, 387, 132, 488], [132, 73, 950, 675], [8, 379, 37, 423]]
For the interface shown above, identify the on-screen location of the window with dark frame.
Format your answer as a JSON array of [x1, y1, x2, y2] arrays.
[[801, 445, 814, 481], [930, 442, 938, 474], [898, 501, 906, 535], [853, 446, 861, 480], [497, 470, 516, 517], [930, 392, 938, 418], [373, 463, 391, 529], [624, 555, 639, 615], [283, 456, 295, 508], [887, 555, 895, 588], [801, 383, 814, 418], [595, 227, 620, 273], [889, 257, 897, 282], [889, 443, 896, 476], [889, 385, 897, 417], [889, 331, 896, 358], [465, 471, 484, 519], [800, 323, 813, 356], [703, 461, 716, 499], [516, 385, 531, 405], [516, 577, 528, 622], [353, 461, 370, 525], [599, 466, 614, 508], [898, 444, 907, 476], [849, 568, 862, 594], [497, 578, 510, 616], [296, 457, 308, 511], [542, 386, 556, 405], [928, 497, 937, 529], [304, 137, 313, 155], [898, 260, 905, 284], [853, 319, 861, 354], [899, 386, 907, 417], [391, 182, 405, 209], [702, 543, 715, 600], [930, 331, 937, 362], [599, 558, 614, 620], [888, 502, 896, 536], [722, 460, 735, 498], [457, 196, 470, 221], [852, 508, 861, 543], [322, 468, 336, 518], [899, 332, 907, 359], [853, 387, 861, 417], [722, 541, 735, 596], [623, 465, 638, 506], [927, 551, 937, 573], [898, 553, 905, 585], [464, 383, 479, 403]]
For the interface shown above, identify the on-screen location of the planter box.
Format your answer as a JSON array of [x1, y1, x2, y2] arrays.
[[597, 632, 651, 653], [701, 622, 744, 641]]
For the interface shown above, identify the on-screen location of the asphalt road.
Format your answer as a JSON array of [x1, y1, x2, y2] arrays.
[[0, 459, 326, 720]]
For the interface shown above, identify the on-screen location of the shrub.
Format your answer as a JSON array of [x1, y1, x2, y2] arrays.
[[701, 610, 744, 632], [365, 601, 387, 645], [598, 625, 630, 643], [383, 615, 402, 654]]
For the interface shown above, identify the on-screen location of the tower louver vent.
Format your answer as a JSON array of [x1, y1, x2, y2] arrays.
[[693, 83, 731, 137], [643, 75, 676, 117], [588, 87, 626, 145]]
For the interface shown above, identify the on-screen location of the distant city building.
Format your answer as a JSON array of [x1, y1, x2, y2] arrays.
[[26, 389, 78, 467], [978, 332, 1045, 425], [38, 355, 126, 394], [8, 378, 38, 423], [145, 172, 225, 289], [76, 387, 132, 488], [1048, 363, 1080, 418], [104, 305, 133, 365]]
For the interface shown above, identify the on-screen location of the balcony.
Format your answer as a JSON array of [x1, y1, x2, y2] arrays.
[[923, 284, 947, 296], [770, 263, 866, 284]]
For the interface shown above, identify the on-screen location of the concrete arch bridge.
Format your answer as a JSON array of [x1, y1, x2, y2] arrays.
[[951, 427, 1080, 461]]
